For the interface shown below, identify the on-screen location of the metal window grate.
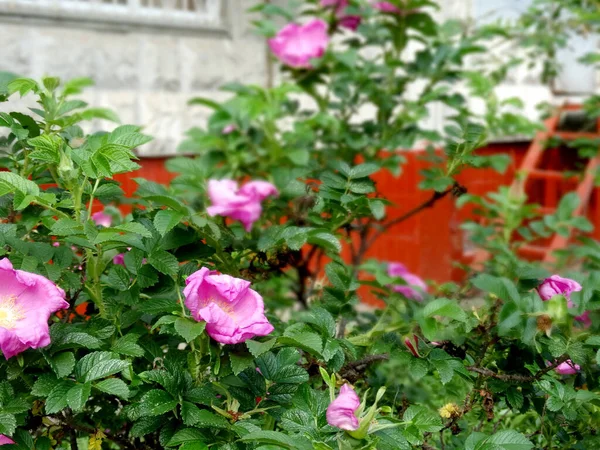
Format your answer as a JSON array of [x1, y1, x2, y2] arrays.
[[0, 0, 224, 30]]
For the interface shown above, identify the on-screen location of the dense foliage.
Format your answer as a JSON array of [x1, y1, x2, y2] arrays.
[[0, 1, 599, 449]]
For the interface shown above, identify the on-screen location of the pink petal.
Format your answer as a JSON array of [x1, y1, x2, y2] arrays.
[[374, 1, 401, 13], [269, 19, 329, 69], [0, 258, 68, 359], [0, 435, 15, 445], [537, 275, 582, 301], [238, 181, 279, 202], [555, 360, 580, 375], [91, 211, 112, 228], [387, 262, 409, 277], [183, 268, 273, 344], [326, 384, 360, 431]]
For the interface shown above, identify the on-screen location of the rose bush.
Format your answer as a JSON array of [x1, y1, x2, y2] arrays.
[[0, 1, 598, 449]]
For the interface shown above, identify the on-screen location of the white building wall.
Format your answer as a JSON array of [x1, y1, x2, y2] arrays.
[[0, 0, 597, 156], [0, 0, 268, 156]]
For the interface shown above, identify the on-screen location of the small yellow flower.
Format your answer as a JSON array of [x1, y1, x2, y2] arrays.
[[439, 403, 460, 419]]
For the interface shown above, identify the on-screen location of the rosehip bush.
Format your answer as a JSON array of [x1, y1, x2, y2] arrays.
[[0, 1, 599, 449]]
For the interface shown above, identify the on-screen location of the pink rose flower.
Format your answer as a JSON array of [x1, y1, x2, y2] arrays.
[[52, 242, 60, 247], [537, 275, 591, 326], [91, 211, 112, 228], [0, 258, 68, 359], [222, 124, 237, 134], [387, 262, 427, 301], [326, 384, 361, 431], [113, 253, 126, 266], [207, 179, 278, 232], [183, 267, 274, 345], [268, 19, 329, 68], [0, 435, 14, 445], [374, 1, 401, 13], [536, 275, 581, 301], [321, 0, 362, 31], [555, 360, 580, 375]]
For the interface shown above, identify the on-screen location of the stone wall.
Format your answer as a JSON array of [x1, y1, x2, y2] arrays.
[[0, 0, 268, 156]]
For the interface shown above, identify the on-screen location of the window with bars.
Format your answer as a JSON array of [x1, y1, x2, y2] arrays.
[[0, 0, 225, 30]]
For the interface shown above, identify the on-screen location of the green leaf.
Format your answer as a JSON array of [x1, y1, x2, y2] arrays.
[[246, 338, 277, 358], [174, 318, 206, 343], [51, 218, 83, 236], [477, 430, 533, 450], [472, 274, 519, 302], [272, 365, 309, 384], [154, 210, 185, 236], [75, 351, 130, 383], [0, 413, 16, 435], [112, 335, 145, 357], [369, 199, 386, 220], [280, 325, 323, 356], [28, 134, 62, 164], [95, 378, 130, 399], [112, 222, 153, 238], [50, 352, 76, 378], [240, 431, 309, 449], [350, 163, 379, 179], [66, 382, 92, 412], [423, 298, 467, 322], [130, 416, 163, 438], [140, 389, 178, 416], [8, 77, 39, 96], [230, 353, 255, 376], [107, 264, 131, 290], [165, 428, 207, 447], [148, 251, 179, 276], [45, 381, 74, 414], [31, 374, 59, 397], [307, 231, 341, 253], [0, 172, 40, 197]]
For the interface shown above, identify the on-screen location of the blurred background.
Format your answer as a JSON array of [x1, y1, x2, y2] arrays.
[[0, 0, 598, 285], [0, 0, 596, 156]]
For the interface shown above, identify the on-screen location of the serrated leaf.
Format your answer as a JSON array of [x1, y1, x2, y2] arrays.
[[246, 338, 277, 358], [148, 251, 179, 275], [75, 351, 129, 383], [66, 382, 92, 412], [350, 163, 379, 179], [31, 374, 59, 397], [174, 318, 206, 343], [479, 430, 533, 450], [307, 231, 341, 253], [230, 353, 255, 376], [112, 222, 152, 238], [130, 416, 163, 438], [112, 335, 145, 357], [95, 378, 130, 399], [272, 365, 309, 384], [45, 381, 74, 414], [165, 428, 207, 447], [140, 389, 178, 416], [0, 413, 16, 435], [50, 352, 76, 378], [240, 431, 303, 449], [154, 210, 185, 236], [423, 298, 467, 322]]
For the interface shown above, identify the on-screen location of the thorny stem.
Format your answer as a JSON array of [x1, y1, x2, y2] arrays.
[[467, 354, 570, 383]]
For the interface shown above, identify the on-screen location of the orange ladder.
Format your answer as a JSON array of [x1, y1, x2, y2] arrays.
[[471, 105, 600, 267]]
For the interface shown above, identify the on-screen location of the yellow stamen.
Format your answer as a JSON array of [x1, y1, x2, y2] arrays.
[[0, 295, 25, 330]]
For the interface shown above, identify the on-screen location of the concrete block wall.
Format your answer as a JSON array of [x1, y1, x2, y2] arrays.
[[0, 0, 267, 156]]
